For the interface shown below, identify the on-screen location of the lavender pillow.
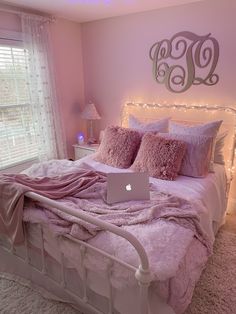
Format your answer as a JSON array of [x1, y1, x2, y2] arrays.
[[169, 120, 222, 171], [159, 133, 213, 177], [131, 133, 186, 180], [129, 115, 169, 133], [95, 125, 141, 168], [169, 120, 222, 136]]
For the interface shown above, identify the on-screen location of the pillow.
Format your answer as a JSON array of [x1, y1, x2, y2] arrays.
[[128, 115, 169, 133], [95, 125, 141, 168], [169, 120, 222, 136], [131, 133, 186, 180], [214, 131, 227, 165], [169, 120, 222, 171], [159, 133, 213, 177]]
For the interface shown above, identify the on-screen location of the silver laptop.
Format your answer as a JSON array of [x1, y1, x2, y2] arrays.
[[106, 172, 150, 204]]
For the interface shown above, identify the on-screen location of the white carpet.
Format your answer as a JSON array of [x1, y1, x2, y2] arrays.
[[185, 211, 236, 314], [0, 273, 82, 314]]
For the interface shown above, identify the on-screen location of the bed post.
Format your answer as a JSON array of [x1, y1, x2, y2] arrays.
[[25, 192, 153, 313], [135, 265, 152, 314]]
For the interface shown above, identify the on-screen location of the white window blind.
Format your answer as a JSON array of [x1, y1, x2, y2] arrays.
[[0, 44, 39, 170]]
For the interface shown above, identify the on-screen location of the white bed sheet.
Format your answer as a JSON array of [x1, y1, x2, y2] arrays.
[[24, 154, 227, 227], [77, 155, 227, 226]]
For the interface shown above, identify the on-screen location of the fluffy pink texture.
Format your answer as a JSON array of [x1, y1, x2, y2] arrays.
[[95, 125, 141, 168], [159, 133, 213, 177], [128, 115, 169, 133], [131, 133, 186, 180]]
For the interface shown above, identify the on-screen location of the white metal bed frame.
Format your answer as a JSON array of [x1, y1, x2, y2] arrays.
[[5, 192, 152, 314], [1, 102, 236, 314]]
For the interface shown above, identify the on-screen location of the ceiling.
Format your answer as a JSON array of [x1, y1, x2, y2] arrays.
[[1, 0, 204, 23]]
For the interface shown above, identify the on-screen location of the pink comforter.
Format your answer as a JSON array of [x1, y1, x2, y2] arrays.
[[0, 169, 211, 254]]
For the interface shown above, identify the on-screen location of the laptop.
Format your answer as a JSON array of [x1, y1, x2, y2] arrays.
[[106, 172, 150, 204]]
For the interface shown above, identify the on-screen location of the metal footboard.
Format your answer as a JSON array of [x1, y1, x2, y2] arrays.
[[5, 191, 152, 314]]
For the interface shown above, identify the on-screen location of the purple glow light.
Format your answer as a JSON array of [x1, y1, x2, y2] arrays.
[[77, 132, 85, 144]]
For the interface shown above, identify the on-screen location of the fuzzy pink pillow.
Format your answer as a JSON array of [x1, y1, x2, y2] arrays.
[[95, 125, 141, 168], [131, 133, 186, 180], [159, 133, 213, 177]]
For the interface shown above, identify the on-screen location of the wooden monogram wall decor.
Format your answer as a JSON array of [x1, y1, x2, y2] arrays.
[[149, 31, 219, 93]]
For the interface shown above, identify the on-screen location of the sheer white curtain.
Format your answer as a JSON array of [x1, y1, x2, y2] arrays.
[[21, 14, 67, 161]]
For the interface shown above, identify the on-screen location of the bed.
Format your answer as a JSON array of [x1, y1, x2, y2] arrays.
[[0, 102, 236, 314]]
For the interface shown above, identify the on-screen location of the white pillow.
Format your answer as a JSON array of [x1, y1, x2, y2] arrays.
[[129, 115, 170, 133], [169, 120, 222, 171], [214, 131, 227, 165]]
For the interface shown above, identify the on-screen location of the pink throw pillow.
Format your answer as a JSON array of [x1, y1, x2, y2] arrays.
[[159, 133, 213, 177], [95, 125, 141, 168], [131, 133, 186, 180]]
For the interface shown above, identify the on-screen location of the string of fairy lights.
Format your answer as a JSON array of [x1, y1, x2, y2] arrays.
[[122, 102, 236, 183]]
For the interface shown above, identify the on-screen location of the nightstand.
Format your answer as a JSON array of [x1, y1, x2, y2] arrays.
[[73, 144, 99, 160]]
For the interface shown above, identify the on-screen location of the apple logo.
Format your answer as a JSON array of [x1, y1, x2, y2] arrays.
[[126, 184, 132, 191]]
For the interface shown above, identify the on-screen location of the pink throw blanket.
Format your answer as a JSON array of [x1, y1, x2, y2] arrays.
[[0, 169, 106, 244]]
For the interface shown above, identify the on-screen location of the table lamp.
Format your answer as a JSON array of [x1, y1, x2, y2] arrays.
[[81, 102, 101, 144]]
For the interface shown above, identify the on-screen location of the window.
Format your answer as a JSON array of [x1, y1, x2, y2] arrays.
[[0, 22, 66, 171], [0, 43, 38, 170]]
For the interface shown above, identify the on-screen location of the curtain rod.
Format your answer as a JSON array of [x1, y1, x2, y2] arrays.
[[0, 36, 21, 42], [0, 6, 54, 22]]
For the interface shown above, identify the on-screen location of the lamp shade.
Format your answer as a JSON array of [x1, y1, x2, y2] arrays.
[[81, 103, 101, 120]]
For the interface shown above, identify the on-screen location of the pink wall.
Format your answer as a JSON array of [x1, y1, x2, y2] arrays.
[[81, 0, 236, 200], [50, 19, 85, 159], [81, 0, 236, 128], [0, 11, 85, 159], [0, 11, 21, 30]]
